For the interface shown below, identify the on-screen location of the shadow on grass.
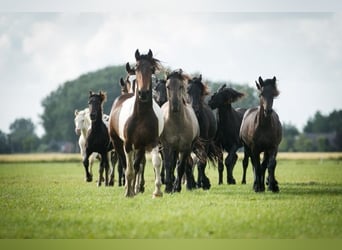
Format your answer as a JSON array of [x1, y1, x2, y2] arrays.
[[281, 182, 342, 196]]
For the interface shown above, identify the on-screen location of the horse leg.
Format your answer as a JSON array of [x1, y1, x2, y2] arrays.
[[173, 152, 188, 192], [250, 152, 264, 192], [82, 150, 93, 182], [267, 151, 279, 192], [151, 146, 163, 198], [109, 150, 117, 186], [139, 155, 146, 193], [160, 150, 165, 185], [185, 156, 196, 190], [241, 150, 249, 184], [124, 147, 135, 197], [133, 149, 145, 194], [217, 150, 224, 185], [163, 146, 174, 193], [225, 148, 238, 184]]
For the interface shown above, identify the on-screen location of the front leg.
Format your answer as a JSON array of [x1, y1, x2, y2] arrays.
[[83, 150, 93, 182], [151, 146, 163, 198], [267, 150, 279, 192], [124, 147, 135, 197]]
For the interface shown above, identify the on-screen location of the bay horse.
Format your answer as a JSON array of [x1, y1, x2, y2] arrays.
[[109, 49, 164, 198], [83, 91, 111, 186], [160, 69, 201, 193], [187, 75, 218, 190], [240, 76, 282, 192], [208, 85, 249, 184]]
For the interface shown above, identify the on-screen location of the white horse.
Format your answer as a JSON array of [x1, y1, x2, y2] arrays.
[[74, 108, 118, 184]]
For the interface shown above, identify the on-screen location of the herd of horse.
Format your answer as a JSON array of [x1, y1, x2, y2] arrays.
[[74, 49, 282, 198]]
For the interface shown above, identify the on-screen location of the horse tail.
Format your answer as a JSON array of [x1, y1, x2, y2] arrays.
[[207, 140, 220, 166], [191, 137, 207, 164]]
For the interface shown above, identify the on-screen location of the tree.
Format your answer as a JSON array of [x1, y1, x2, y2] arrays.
[[279, 123, 300, 152], [0, 130, 11, 153], [8, 118, 40, 153]]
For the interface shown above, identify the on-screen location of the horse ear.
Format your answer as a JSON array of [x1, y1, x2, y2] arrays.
[[74, 109, 79, 116], [273, 76, 276, 82], [218, 84, 226, 92], [199, 74, 202, 81], [256, 81, 261, 90], [135, 49, 140, 60], [89, 91, 93, 97], [258, 76, 264, 86], [126, 62, 135, 75], [148, 49, 153, 58], [120, 77, 125, 87], [100, 91, 107, 102]]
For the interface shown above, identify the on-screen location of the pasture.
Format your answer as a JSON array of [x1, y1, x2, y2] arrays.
[[0, 153, 341, 238]]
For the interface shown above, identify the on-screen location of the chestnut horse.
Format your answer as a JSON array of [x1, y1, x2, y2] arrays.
[[109, 49, 164, 197], [240, 76, 282, 192]]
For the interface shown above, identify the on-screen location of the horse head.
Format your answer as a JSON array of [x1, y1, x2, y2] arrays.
[[74, 108, 90, 135], [187, 75, 209, 114], [208, 84, 244, 109], [88, 91, 106, 122], [166, 69, 189, 113], [130, 49, 161, 102], [153, 78, 167, 106], [256, 76, 279, 117]]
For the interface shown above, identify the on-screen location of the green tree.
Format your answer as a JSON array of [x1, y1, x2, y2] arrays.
[[8, 118, 40, 153], [40, 65, 127, 149], [0, 130, 11, 153], [279, 123, 299, 152]]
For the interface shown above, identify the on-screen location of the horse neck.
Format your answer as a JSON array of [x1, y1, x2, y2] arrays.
[[134, 90, 153, 114], [257, 100, 271, 127]]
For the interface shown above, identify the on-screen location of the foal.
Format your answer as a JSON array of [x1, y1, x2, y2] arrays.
[[83, 91, 111, 186], [240, 77, 282, 192]]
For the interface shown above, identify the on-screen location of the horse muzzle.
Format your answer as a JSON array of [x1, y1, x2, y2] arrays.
[[75, 128, 81, 135], [138, 90, 150, 102]]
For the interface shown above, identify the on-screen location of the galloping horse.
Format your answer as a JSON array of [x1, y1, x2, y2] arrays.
[[208, 85, 249, 184], [187, 75, 218, 189], [153, 78, 167, 107], [109, 49, 164, 198], [160, 69, 201, 193], [240, 76, 282, 192], [83, 91, 111, 186]]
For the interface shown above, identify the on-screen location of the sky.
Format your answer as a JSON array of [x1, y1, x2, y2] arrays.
[[1, 1, 342, 137]]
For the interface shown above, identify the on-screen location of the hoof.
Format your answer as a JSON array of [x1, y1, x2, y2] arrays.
[[241, 180, 246, 184], [228, 178, 236, 185], [268, 183, 280, 193], [85, 175, 93, 182]]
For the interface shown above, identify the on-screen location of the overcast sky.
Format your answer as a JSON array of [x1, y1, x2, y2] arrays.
[[1, 2, 342, 136]]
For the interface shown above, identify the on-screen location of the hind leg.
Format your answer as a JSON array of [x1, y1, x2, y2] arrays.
[[241, 150, 249, 184], [225, 150, 238, 184], [267, 150, 279, 192], [108, 150, 117, 186], [217, 150, 224, 185]]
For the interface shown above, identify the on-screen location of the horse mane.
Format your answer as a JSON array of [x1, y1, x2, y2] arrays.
[[89, 91, 107, 104], [223, 87, 245, 103], [191, 75, 210, 96], [166, 69, 191, 82]]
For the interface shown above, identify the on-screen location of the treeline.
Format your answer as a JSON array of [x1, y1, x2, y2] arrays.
[[0, 65, 341, 153]]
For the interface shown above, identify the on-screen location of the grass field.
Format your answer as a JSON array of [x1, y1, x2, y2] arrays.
[[0, 153, 341, 238]]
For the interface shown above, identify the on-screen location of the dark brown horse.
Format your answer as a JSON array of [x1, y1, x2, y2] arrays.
[[83, 91, 111, 186], [160, 69, 201, 193], [240, 76, 282, 192], [108, 49, 164, 197], [208, 85, 249, 185], [187, 75, 219, 189]]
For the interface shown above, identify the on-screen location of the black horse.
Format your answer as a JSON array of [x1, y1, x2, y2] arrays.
[[240, 76, 282, 192], [187, 75, 219, 190], [83, 91, 111, 186], [208, 85, 249, 185]]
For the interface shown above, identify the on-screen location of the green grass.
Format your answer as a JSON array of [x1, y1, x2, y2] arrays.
[[0, 158, 341, 238]]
